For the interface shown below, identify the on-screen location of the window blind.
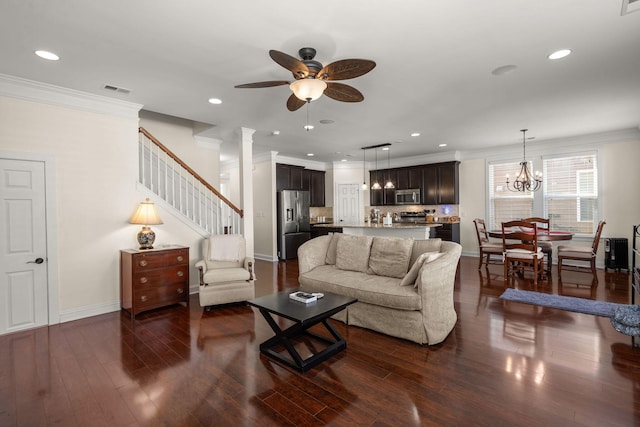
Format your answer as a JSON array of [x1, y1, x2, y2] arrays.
[[543, 153, 598, 234]]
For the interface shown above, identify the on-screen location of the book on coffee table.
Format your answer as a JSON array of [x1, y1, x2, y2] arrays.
[[289, 292, 317, 303]]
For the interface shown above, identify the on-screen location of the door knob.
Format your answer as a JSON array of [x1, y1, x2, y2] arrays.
[[27, 258, 44, 264]]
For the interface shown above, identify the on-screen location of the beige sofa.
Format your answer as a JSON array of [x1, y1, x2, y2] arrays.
[[298, 234, 461, 345]]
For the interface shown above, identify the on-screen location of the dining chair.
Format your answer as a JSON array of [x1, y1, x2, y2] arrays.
[[473, 218, 503, 268], [557, 220, 606, 276], [502, 220, 545, 286], [522, 217, 553, 274]]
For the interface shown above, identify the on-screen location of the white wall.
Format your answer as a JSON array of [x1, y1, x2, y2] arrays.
[[458, 158, 486, 254], [253, 152, 277, 261], [0, 94, 141, 317]]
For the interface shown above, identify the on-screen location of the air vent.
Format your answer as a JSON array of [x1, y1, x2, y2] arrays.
[[622, 0, 640, 15], [103, 84, 132, 94]]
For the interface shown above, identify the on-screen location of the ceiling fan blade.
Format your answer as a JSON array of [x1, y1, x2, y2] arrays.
[[269, 50, 310, 78], [318, 59, 376, 80], [286, 94, 306, 111], [234, 81, 290, 88], [323, 82, 364, 102]]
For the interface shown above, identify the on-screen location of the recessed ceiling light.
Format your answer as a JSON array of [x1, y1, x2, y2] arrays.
[[272, 130, 280, 136], [307, 153, 314, 157], [439, 143, 447, 147], [35, 50, 59, 61], [411, 132, 420, 137], [548, 49, 572, 60], [341, 159, 347, 162], [304, 125, 314, 131], [382, 147, 390, 151], [208, 98, 222, 104], [319, 119, 335, 124]]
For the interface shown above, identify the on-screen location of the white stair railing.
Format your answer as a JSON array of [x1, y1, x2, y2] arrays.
[[138, 127, 242, 235]]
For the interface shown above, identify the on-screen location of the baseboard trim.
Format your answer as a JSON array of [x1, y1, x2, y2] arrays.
[[255, 253, 278, 262], [58, 301, 121, 324]]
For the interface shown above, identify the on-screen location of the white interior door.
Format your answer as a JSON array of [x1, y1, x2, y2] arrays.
[[0, 159, 48, 335], [336, 184, 362, 225]]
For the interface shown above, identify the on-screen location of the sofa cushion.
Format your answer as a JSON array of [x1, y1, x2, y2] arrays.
[[335, 234, 373, 273], [367, 237, 413, 279], [300, 265, 421, 310], [325, 232, 339, 265], [203, 267, 250, 284], [400, 251, 438, 286]]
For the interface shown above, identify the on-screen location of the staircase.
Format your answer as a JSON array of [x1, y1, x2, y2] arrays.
[[138, 127, 242, 236]]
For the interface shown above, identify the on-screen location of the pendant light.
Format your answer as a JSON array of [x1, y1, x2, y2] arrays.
[[506, 129, 542, 192], [371, 148, 382, 190], [361, 148, 368, 190], [384, 146, 394, 189]]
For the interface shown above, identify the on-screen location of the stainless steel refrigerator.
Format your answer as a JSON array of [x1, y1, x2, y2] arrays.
[[277, 190, 311, 260]]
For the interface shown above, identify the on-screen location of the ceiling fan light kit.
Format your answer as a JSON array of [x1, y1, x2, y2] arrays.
[[290, 78, 327, 101], [235, 47, 375, 111]]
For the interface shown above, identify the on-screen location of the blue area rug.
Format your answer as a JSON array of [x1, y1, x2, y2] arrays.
[[499, 288, 624, 317]]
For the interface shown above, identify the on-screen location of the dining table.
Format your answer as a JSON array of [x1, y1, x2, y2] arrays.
[[488, 229, 574, 241], [488, 229, 573, 275]]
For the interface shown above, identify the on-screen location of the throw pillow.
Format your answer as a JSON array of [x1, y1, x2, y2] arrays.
[[367, 236, 414, 279], [399, 251, 437, 286], [335, 234, 373, 273], [413, 252, 445, 288], [325, 233, 339, 265]]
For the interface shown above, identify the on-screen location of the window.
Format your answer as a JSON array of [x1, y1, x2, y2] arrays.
[[488, 152, 598, 236], [543, 154, 598, 234], [488, 161, 534, 230]]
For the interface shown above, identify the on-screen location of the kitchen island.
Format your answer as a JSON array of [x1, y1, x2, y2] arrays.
[[313, 222, 442, 239]]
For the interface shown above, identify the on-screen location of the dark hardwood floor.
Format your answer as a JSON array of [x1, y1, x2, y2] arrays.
[[1, 256, 639, 426]]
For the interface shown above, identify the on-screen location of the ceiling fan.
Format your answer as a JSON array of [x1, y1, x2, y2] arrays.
[[235, 47, 376, 111]]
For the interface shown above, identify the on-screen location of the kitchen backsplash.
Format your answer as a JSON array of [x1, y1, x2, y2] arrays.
[[311, 205, 459, 223]]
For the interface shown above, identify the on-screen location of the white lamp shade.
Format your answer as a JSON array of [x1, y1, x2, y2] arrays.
[[290, 79, 327, 101], [130, 198, 163, 225]]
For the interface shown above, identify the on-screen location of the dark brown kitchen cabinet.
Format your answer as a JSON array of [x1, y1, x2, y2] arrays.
[[422, 161, 459, 204], [277, 163, 325, 206], [371, 161, 459, 206], [435, 222, 460, 243], [397, 166, 423, 189], [289, 165, 304, 190], [436, 161, 459, 204], [310, 170, 325, 207], [276, 163, 305, 191], [369, 170, 384, 206]]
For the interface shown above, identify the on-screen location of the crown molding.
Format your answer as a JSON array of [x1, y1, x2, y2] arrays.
[[0, 73, 142, 119], [276, 154, 327, 171]]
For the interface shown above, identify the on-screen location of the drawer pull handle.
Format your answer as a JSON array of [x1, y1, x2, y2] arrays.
[[177, 271, 184, 277], [176, 256, 184, 262], [140, 295, 148, 302], [139, 260, 148, 267], [177, 288, 184, 294], [139, 277, 148, 284]]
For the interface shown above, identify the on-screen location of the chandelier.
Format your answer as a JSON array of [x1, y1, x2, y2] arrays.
[[506, 129, 542, 192]]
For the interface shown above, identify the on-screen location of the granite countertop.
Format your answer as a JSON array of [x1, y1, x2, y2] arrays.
[[312, 222, 443, 229]]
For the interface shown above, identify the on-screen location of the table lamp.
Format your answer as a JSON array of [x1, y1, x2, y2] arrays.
[[130, 198, 163, 249]]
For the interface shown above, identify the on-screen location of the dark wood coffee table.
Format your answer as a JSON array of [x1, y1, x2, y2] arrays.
[[247, 289, 357, 372]]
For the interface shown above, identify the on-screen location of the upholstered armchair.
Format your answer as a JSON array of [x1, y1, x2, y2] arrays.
[[195, 235, 255, 307]]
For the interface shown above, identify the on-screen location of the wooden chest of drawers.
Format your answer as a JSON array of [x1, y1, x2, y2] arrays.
[[120, 245, 189, 319]]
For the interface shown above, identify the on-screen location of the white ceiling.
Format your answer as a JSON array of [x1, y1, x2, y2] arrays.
[[1, 1, 639, 163]]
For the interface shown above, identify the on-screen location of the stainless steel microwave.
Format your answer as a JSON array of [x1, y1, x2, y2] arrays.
[[395, 189, 420, 205]]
